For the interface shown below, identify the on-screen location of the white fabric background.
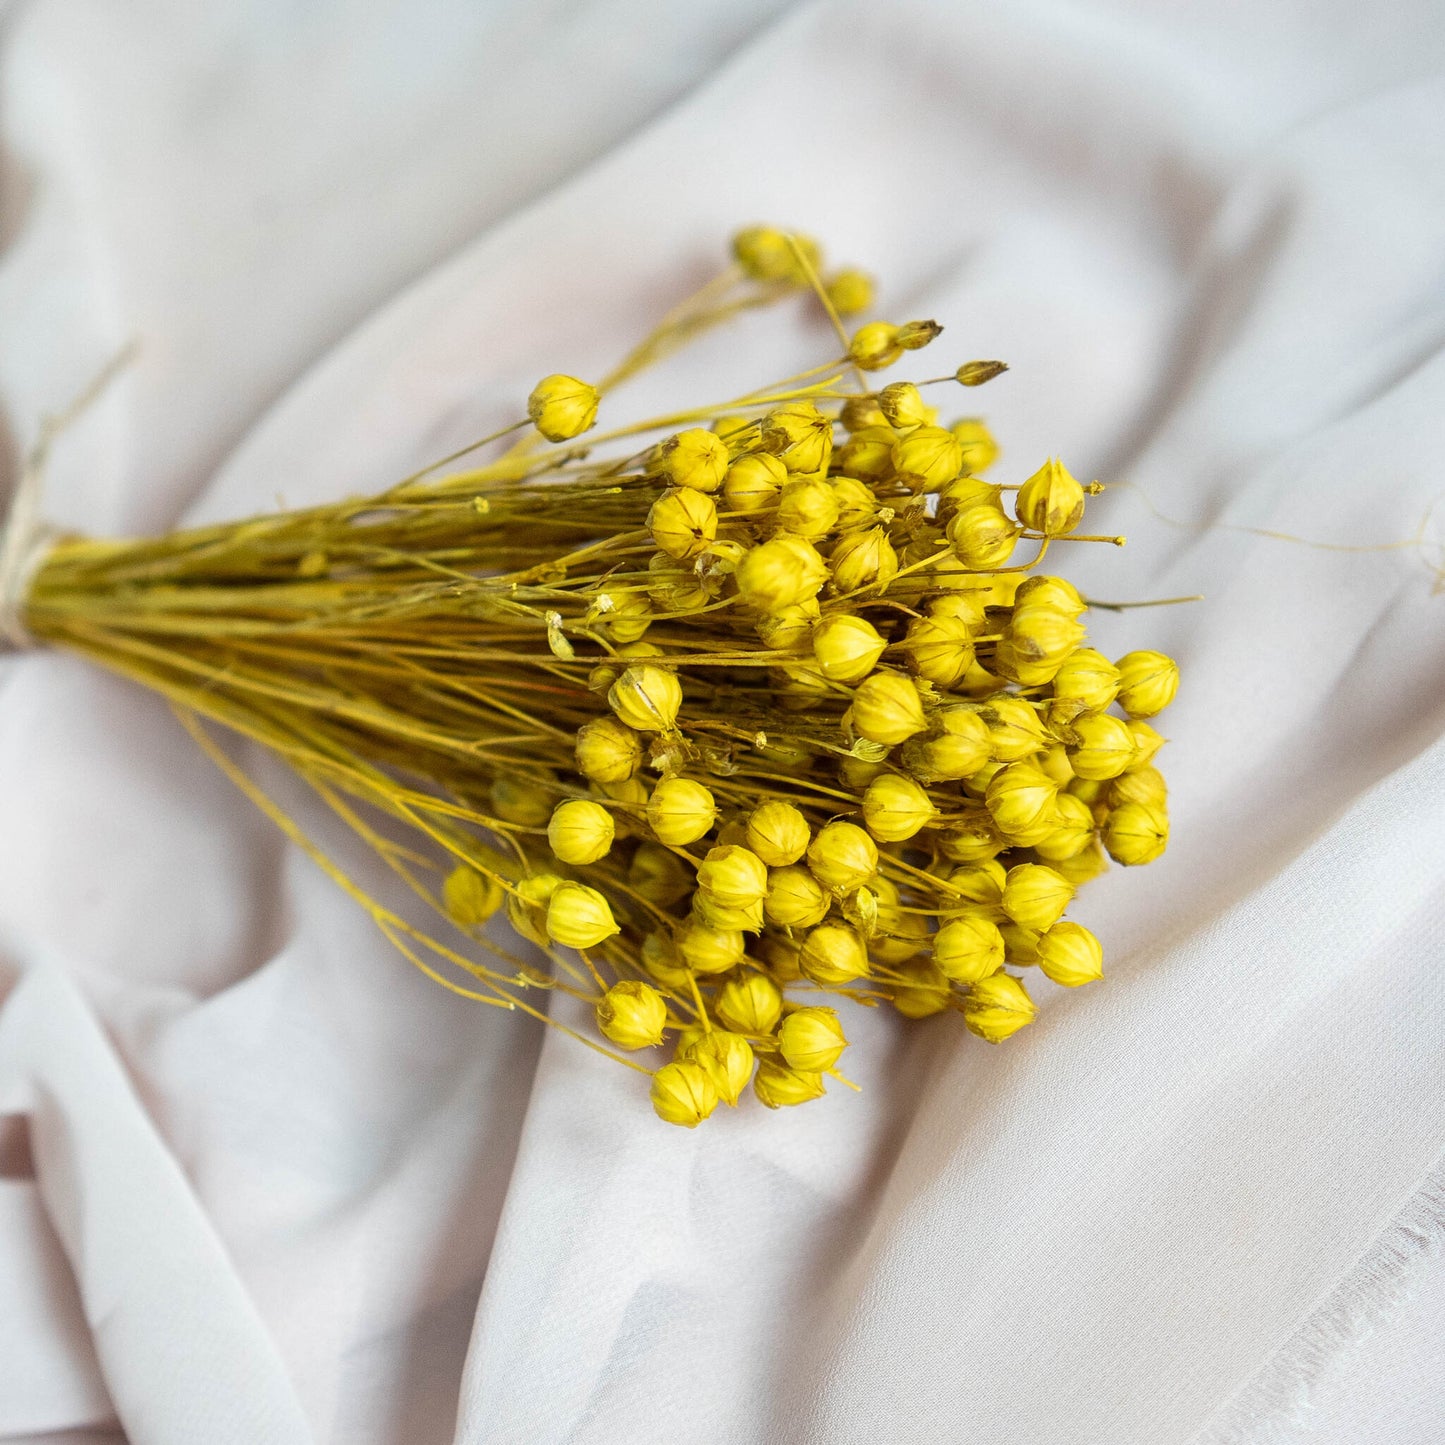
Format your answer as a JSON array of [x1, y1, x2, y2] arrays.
[[1, 2, 1444, 1442]]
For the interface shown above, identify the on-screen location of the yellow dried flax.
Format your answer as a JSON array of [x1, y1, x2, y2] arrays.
[[8, 228, 1180, 1125]]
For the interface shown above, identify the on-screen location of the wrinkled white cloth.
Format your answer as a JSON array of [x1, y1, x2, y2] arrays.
[[2, 2, 1445, 1442]]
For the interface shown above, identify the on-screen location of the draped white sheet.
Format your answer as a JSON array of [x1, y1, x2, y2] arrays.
[[2, 2, 1443, 1442]]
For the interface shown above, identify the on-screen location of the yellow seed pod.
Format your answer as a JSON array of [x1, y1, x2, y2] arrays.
[[527, 373, 599, 443], [545, 881, 620, 949], [757, 932, 803, 983], [830, 476, 878, 532], [807, 820, 879, 892], [829, 527, 899, 594], [811, 614, 886, 683], [1110, 763, 1167, 810], [644, 777, 715, 847], [948, 503, 1019, 569], [651, 1058, 719, 1127], [629, 842, 692, 908], [1115, 650, 1180, 719], [653, 428, 730, 492], [1126, 719, 1166, 769], [678, 922, 745, 974], [731, 225, 820, 282], [873, 907, 930, 965], [999, 920, 1042, 966], [754, 598, 821, 650], [1067, 774, 1109, 804], [985, 762, 1059, 845], [608, 664, 682, 733], [838, 753, 887, 790], [774, 475, 840, 540], [715, 826, 767, 868], [1033, 792, 1096, 862], [927, 588, 990, 626], [1050, 648, 1121, 718], [799, 922, 870, 985], [966, 758, 1007, 795], [897, 319, 943, 350], [1038, 744, 1075, 787], [852, 671, 928, 746], [937, 806, 1005, 863], [891, 958, 953, 1017], [443, 864, 504, 928], [506, 873, 561, 947], [936, 476, 1004, 530], [716, 972, 784, 1035], [595, 980, 667, 1050], [649, 485, 718, 560], [690, 891, 764, 933], [684, 1030, 754, 1105], [892, 425, 964, 492], [1015, 457, 1086, 535], [640, 929, 691, 989], [837, 424, 898, 482], [589, 593, 654, 646], [860, 868, 892, 910], [1068, 713, 1137, 781], [903, 613, 975, 686], [731, 224, 793, 280], [962, 972, 1037, 1042], [839, 396, 887, 432], [1054, 837, 1109, 887], [947, 857, 1007, 908], [490, 776, 553, 826], [722, 453, 786, 514], [1037, 921, 1104, 987], [877, 381, 931, 430], [1015, 574, 1086, 617], [712, 413, 754, 442], [772, 664, 833, 713], [1001, 863, 1075, 932], [777, 1006, 848, 1072], [994, 644, 1066, 693], [849, 321, 903, 371], [825, 268, 874, 316], [955, 360, 1009, 387], [1103, 801, 1169, 865], [547, 799, 616, 865], [861, 772, 936, 842], [905, 705, 993, 782], [985, 697, 1048, 762], [763, 401, 834, 474], [745, 801, 811, 867], [753, 1058, 827, 1109], [646, 551, 709, 613], [1009, 605, 1087, 667], [949, 417, 999, 473], [696, 845, 769, 910], [736, 534, 830, 612], [904, 732, 982, 785], [934, 914, 1006, 984], [763, 865, 831, 928]]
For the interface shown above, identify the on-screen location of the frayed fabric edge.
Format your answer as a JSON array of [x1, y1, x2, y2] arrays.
[[1192, 1156, 1445, 1445]]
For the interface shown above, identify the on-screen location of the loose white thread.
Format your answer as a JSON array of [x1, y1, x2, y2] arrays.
[[1193, 1158, 1445, 1445]]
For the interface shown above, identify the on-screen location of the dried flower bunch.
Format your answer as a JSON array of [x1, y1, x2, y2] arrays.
[[17, 228, 1178, 1126]]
